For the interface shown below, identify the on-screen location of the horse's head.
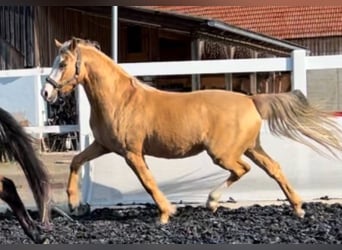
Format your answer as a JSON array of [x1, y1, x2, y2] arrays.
[[41, 37, 87, 103]]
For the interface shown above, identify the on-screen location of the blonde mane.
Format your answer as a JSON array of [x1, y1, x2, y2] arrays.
[[77, 41, 158, 92]]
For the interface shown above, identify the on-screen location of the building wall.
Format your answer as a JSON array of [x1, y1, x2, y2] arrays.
[[0, 6, 112, 69], [2, 6, 342, 110], [34, 7, 112, 67], [307, 69, 342, 112], [289, 37, 342, 111], [289, 36, 342, 56], [0, 6, 35, 69]]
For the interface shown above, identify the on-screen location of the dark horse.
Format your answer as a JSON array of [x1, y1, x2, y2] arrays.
[[0, 107, 51, 243]]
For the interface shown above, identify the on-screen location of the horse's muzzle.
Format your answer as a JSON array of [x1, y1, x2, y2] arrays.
[[41, 84, 58, 103]]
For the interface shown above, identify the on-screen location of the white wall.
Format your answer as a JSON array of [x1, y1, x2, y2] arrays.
[[82, 121, 342, 206]]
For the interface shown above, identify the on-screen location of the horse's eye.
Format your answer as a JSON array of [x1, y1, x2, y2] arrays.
[[59, 61, 66, 68]]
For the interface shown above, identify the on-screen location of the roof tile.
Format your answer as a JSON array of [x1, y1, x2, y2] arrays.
[[144, 6, 342, 39]]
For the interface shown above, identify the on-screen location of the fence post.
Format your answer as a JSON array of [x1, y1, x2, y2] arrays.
[[77, 85, 94, 203], [36, 68, 45, 128], [111, 6, 118, 62], [291, 49, 307, 96], [77, 86, 91, 151], [33, 68, 45, 150]]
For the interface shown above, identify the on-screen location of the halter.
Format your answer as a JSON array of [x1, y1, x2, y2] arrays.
[[46, 48, 82, 90]]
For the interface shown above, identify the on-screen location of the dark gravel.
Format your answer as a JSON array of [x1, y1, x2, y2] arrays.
[[1, 202, 342, 244]]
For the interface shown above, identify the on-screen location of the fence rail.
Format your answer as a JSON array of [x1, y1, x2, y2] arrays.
[[24, 125, 79, 134]]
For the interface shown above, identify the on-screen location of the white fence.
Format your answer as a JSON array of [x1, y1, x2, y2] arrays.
[[0, 67, 78, 137], [1, 50, 342, 206], [1, 50, 341, 143]]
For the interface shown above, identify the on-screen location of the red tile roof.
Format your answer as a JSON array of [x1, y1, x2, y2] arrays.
[[143, 6, 342, 39]]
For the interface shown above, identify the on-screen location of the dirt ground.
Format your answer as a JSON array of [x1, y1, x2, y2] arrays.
[[0, 152, 75, 210]]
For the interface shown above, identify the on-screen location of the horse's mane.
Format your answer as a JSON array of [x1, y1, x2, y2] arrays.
[[132, 77, 158, 91], [72, 37, 101, 50], [71, 37, 157, 92]]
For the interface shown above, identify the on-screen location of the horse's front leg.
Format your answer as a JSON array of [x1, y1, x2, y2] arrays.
[[125, 152, 176, 224], [0, 176, 45, 243], [67, 141, 108, 214]]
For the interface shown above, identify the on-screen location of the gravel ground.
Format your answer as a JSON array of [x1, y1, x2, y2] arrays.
[[1, 202, 342, 244]]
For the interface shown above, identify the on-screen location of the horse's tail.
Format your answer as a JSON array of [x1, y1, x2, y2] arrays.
[[0, 107, 51, 223], [251, 89, 342, 158]]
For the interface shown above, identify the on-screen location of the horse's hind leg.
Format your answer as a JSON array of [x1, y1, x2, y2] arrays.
[[206, 155, 251, 212], [244, 143, 305, 218], [125, 152, 176, 224], [0, 176, 44, 243]]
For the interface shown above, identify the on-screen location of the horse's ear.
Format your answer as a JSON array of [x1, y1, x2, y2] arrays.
[[54, 39, 63, 49], [69, 37, 78, 52]]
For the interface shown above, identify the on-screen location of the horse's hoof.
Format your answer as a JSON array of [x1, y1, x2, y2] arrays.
[[42, 238, 50, 244], [68, 193, 80, 213], [33, 231, 49, 244], [36, 236, 48, 244], [160, 215, 170, 225], [70, 203, 91, 216], [295, 208, 305, 218], [206, 200, 219, 213], [29, 230, 46, 244], [68, 200, 80, 213], [38, 221, 53, 232], [169, 205, 177, 216], [158, 205, 177, 224]]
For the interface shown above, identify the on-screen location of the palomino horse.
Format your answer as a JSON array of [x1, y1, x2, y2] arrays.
[[0, 107, 51, 243], [41, 37, 342, 224]]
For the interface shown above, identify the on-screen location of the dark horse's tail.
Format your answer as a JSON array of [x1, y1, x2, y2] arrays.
[[0, 107, 51, 223], [252, 89, 342, 158]]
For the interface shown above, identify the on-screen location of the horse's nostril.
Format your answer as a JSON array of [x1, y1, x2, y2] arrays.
[[44, 90, 48, 98]]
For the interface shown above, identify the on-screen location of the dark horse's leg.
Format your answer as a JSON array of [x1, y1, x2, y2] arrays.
[[0, 176, 44, 243], [0, 107, 51, 243]]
